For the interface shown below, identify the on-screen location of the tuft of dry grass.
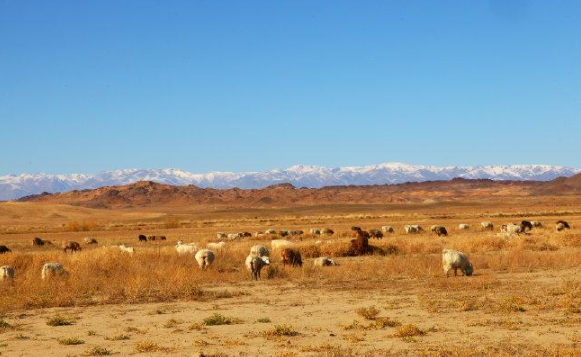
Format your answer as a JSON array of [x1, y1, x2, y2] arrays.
[[356, 306, 380, 320], [83, 346, 113, 356], [134, 341, 173, 353], [202, 313, 242, 326], [262, 325, 299, 338], [46, 315, 75, 326], [394, 324, 426, 338], [58, 337, 85, 345]]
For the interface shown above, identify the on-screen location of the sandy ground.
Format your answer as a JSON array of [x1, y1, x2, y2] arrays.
[[3, 267, 581, 356]]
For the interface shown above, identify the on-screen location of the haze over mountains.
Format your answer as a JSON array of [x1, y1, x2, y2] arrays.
[[1, 162, 580, 201]]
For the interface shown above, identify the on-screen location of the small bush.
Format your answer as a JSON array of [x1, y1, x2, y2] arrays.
[[0, 320, 12, 330], [262, 325, 299, 338], [105, 334, 130, 341], [135, 341, 173, 353], [47, 315, 74, 326], [394, 324, 426, 338], [257, 317, 271, 323], [356, 306, 380, 320], [84, 346, 113, 356], [202, 313, 242, 326], [374, 317, 401, 328], [58, 337, 85, 345]]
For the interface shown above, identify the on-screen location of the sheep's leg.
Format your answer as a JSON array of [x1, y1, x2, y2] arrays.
[[454, 268, 458, 276]]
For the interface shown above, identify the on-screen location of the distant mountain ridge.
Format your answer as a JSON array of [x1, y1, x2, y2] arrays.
[[1, 162, 580, 201]]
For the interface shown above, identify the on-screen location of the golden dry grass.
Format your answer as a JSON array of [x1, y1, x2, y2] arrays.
[[2, 199, 581, 356]]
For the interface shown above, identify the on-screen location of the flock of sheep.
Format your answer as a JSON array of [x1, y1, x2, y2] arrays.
[[0, 219, 572, 282]]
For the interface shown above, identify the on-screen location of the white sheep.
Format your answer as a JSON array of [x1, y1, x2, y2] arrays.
[[245, 254, 270, 280], [405, 225, 422, 234], [481, 221, 494, 230], [175, 241, 198, 255], [381, 226, 394, 233], [41, 262, 68, 280], [216, 232, 227, 239], [227, 233, 241, 241], [195, 249, 215, 270], [442, 249, 473, 277], [84, 237, 98, 245], [502, 223, 522, 234], [270, 239, 293, 251], [458, 224, 470, 230], [313, 257, 338, 267], [118, 244, 135, 255], [265, 229, 277, 235], [206, 241, 226, 250], [309, 228, 322, 235], [1, 265, 15, 281], [250, 244, 269, 258]]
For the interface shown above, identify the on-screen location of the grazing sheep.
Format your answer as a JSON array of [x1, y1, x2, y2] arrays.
[[351, 226, 362, 231], [458, 224, 470, 230], [290, 230, 304, 236], [279, 230, 289, 237], [250, 244, 269, 258], [442, 249, 474, 277], [322, 228, 334, 235], [557, 220, 571, 231], [241, 232, 252, 237], [501, 223, 522, 234], [118, 244, 135, 254], [270, 239, 293, 251], [147, 235, 157, 241], [280, 248, 303, 267], [404, 225, 422, 234], [195, 249, 215, 270], [246, 255, 270, 280], [532, 221, 543, 228], [355, 229, 371, 240], [265, 229, 277, 235], [41, 262, 68, 280], [433, 226, 448, 237], [313, 257, 338, 267], [138, 235, 147, 242], [0, 245, 11, 254], [83, 237, 98, 245], [481, 221, 494, 230], [254, 231, 264, 237], [369, 229, 384, 239], [381, 226, 394, 233], [32, 237, 52, 246], [206, 241, 226, 250], [521, 221, 533, 232], [175, 241, 198, 255], [216, 232, 227, 239], [350, 236, 371, 255], [159, 235, 167, 241], [1, 266, 15, 281], [63, 241, 82, 253], [309, 228, 322, 235], [556, 223, 569, 232], [227, 233, 241, 241]]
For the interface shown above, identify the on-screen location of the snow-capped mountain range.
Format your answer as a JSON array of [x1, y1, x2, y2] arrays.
[[1, 162, 580, 201]]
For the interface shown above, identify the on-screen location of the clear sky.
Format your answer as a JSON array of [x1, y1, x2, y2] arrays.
[[1, 0, 580, 175]]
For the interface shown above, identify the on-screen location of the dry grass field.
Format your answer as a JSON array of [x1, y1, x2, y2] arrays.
[[2, 197, 581, 356]]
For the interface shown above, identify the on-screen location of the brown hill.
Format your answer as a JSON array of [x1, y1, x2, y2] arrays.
[[16, 178, 551, 209]]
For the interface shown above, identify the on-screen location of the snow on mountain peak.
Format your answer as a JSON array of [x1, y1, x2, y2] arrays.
[[0, 162, 579, 201]]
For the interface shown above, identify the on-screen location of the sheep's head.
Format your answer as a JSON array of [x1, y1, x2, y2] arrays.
[[465, 263, 474, 276], [261, 256, 270, 265]]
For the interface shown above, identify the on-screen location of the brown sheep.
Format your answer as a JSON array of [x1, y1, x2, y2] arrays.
[[350, 236, 371, 255], [280, 248, 303, 267], [368, 229, 383, 239], [557, 220, 571, 229], [63, 241, 82, 253], [32, 237, 52, 246], [0, 245, 11, 254]]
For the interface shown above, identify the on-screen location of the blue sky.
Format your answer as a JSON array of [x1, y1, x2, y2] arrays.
[[1, 0, 580, 175]]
